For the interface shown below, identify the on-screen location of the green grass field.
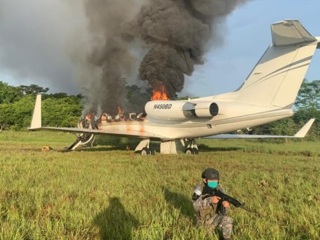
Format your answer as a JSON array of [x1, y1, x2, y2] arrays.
[[0, 131, 319, 239]]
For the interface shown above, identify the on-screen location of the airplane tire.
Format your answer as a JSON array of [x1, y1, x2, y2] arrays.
[[141, 147, 151, 155], [185, 148, 195, 155]]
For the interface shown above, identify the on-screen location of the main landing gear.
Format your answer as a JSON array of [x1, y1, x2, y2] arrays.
[[135, 139, 155, 155], [140, 147, 152, 155], [135, 138, 199, 155], [67, 133, 95, 151], [184, 138, 199, 155], [185, 147, 199, 155]]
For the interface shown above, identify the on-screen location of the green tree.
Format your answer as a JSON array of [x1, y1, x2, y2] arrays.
[[293, 80, 320, 126], [293, 80, 320, 138], [18, 84, 49, 95], [0, 81, 22, 104], [10, 95, 35, 130], [42, 95, 82, 127], [251, 118, 297, 136], [295, 80, 320, 111], [0, 81, 85, 130], [252, 80, 320, 138], [0, 103, 15, 130]]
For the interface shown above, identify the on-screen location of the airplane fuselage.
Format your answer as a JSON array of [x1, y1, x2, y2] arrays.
[[94, 106, 293, 140]]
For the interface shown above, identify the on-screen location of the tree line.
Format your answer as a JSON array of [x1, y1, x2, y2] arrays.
[[0, 82, 82, 130], [0, 80, 319, 138], [249, 80, 320, 139]]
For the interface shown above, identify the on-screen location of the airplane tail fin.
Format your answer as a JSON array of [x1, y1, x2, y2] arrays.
[[29, 94, 42, 130], [233, 20, 319, 108]]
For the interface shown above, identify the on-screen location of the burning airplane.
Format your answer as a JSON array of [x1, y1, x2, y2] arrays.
[[30, 20, 318, 154]]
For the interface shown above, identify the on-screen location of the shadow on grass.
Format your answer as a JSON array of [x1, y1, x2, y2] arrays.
[[59, 144, 241, 153], [54, 140, 242, 153], [93, 197, 140, 240], [69, 146, 131, 152], [57, 136, 161, 153], [162, 187, 195, 221], [198, 144, 243, 152]]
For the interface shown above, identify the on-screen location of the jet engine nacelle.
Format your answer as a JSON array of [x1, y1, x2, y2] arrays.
[[145, 100, 219, 120]]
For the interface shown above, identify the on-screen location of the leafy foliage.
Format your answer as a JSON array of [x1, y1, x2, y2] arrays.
[[18, 84, 49, 95], [0, 82, 22, 104], [42, 95, 82, 127], [0, 103, 14, 130], [295, 80, 320, 110], [252, 80, 320, 139], [0, 81, 82, 130], [252, 118, 297, 136]]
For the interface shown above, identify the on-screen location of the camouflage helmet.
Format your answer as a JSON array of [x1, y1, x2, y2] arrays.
[[201, 168, 219, 180]]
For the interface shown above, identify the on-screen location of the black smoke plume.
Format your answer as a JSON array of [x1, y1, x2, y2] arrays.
[[82, 0, 143, 115], [130, 0, 249, 99], [83, 0, 249, 115]]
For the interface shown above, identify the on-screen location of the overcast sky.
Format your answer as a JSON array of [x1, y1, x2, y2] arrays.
[[0, 0, 319, 98], [0, 0, 87, 94]]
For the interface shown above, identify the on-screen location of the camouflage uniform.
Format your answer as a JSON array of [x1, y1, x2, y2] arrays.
[[192, 183, 233, 239]]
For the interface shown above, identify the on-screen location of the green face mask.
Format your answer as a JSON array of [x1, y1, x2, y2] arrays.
[[207, 181, 218, 189]]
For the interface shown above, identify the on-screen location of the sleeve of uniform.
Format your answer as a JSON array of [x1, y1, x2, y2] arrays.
[[192, 183, 203, 201]]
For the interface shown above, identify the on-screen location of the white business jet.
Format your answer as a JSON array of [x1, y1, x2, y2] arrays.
[[30, 20, 318, 154]]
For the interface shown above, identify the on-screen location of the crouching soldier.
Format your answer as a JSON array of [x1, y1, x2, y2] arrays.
[[192, 168, 233, 240]]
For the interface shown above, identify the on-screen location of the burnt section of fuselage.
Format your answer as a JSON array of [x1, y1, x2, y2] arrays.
[[79, 111, 147, 129]]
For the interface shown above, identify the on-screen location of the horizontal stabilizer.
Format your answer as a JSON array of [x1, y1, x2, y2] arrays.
[[206, 118, 315, 139], [272, 20, 317, 46]]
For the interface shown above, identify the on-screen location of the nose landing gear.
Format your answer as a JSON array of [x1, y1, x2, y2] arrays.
[[67, 133, 95, 151]]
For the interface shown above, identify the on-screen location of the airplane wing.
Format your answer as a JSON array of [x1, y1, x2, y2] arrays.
[[30, 126, 163, 139], [28, 94, 165, 139], [204, 118, 315, 139]]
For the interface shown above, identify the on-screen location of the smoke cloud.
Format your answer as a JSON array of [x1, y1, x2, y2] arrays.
[[80, 0, 145, 115], [130, 0, 249, 99]]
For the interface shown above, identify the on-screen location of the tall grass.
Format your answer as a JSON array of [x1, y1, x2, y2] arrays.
[[0, 131, 319, 239]]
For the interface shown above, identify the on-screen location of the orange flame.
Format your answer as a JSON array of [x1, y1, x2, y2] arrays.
[[85, 113, 93, 120], [151, 85, 170, 100]]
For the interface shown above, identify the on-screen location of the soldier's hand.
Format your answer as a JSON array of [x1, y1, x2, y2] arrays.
[[222, 201, 230, 208], [211, 196, 221, 204]]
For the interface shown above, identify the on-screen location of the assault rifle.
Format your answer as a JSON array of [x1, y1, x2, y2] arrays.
[[204, 189, 260, 217]]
